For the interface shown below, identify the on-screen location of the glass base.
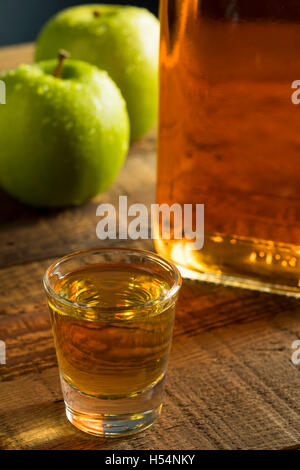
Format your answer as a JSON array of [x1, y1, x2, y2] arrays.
[[60, 373, 166, 437], [65, 404, 162, 437]]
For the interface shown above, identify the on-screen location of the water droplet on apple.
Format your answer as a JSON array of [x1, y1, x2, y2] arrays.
[[96, 24, 108, 35], [92, 97, 102, 110], [125, 64, 136, 74], [37, 85, 50, 95], [65, 122, 74, 131], [42, 117, 51, 125]]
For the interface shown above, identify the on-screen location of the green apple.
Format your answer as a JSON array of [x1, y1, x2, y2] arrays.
[[0, 55, 129, 207], [35, 4, 159, 141]]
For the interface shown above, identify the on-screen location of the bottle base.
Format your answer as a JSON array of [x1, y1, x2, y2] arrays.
[[155, 234, 300, 297], [178, 264, 300, 297]]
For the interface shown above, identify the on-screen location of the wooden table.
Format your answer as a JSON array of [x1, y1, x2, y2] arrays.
[[1, 44, 300, 451]]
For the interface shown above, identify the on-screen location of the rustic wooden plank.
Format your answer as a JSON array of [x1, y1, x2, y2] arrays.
[[1, 261, 300, 449], [0, 43, 34, 72], [1, 42, 300, 451]]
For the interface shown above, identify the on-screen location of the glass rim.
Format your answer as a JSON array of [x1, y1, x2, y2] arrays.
[[43, 247, 182, 314]]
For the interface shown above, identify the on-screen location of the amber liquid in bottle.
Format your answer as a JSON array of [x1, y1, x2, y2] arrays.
[[156, 0, 300, 295]]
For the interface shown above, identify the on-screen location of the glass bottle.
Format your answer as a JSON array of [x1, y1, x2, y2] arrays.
[[156, 0, 300, 295]]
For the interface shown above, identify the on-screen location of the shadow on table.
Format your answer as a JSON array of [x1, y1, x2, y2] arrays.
[[0, 187, 69, 225], [174, 277, 300, 337]]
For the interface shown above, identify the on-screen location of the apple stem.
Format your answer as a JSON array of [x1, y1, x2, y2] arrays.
[[93, 11, 101, 18], [53, 50, 71, 78]]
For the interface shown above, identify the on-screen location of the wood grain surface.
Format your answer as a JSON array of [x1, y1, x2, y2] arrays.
[[0, 44, 300, 450]]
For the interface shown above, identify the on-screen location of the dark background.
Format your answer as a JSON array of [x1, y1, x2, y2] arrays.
[[0, 0, 159, 46]]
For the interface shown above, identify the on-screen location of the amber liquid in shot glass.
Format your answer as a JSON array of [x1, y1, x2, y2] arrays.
[[44, 249, 181, 437]]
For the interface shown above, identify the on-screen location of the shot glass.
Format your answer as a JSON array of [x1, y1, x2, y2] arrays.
[[43, 248, 181, 437]]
